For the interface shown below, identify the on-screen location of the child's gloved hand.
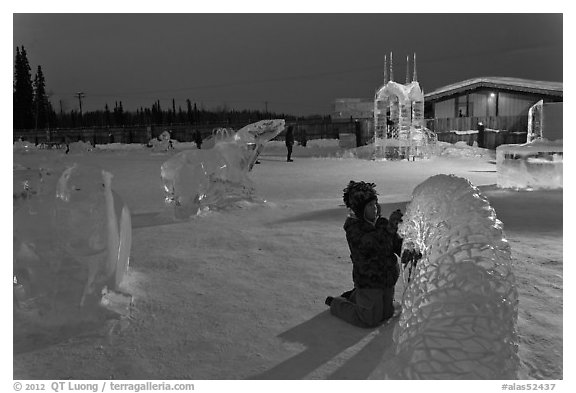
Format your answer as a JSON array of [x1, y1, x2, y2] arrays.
[[387, 209, 403, 233]]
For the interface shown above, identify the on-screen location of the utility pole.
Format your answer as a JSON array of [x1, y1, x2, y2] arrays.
[[75, 92, 85, 116]]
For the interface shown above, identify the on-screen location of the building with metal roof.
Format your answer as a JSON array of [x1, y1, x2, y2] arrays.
[[424, 77, 563, 138]]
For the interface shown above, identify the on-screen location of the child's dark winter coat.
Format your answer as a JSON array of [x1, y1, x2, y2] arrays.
[[344, 215, 400, 289], [328, 181, 403, 328]]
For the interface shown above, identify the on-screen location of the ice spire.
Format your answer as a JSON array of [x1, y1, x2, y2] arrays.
[[383, 54, 388, 84], [405, 55, 410, 84], [389, 51, 394, 82], [413, 52, 418, 82]]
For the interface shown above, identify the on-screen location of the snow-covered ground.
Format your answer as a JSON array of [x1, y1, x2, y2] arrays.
[[12, 140, 562, 380]]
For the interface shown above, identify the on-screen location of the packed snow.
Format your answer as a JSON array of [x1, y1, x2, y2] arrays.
[[12, 139, 562, 380]]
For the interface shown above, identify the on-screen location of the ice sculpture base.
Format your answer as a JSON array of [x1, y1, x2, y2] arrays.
[[373, 127, 437, 161], [496, 140, 562, 190]]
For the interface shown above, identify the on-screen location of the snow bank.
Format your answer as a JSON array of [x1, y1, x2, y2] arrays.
[[437, 141, 493, 159], [28, 138, 496, 163]]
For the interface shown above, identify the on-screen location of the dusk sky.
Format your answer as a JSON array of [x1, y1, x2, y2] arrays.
[[12, 13, 563, 116]]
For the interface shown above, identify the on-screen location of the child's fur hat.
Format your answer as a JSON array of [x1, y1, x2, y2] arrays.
[[343, 181, 378, 218]]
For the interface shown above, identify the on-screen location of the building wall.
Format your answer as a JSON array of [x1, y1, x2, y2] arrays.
[[542, 102, 563, 140], [469, 93, 488, 117], [433, 88, 556, 120], [498, 91, 536, 116], [434, 98, 455, 118]]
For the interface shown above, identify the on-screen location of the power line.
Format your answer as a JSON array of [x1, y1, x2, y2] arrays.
[[45, 39, 564, 99]]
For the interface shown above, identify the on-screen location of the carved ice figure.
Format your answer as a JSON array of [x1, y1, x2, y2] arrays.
[[161, 119, 285, 218], [390, 174, 518, 379], [496, 139, 563, 190], [14, 139, 37, 153], [527, 100, 544, 142], [67, 141, 94, 154], [149, 130, 174, 152], [13, 163, 132, 317]]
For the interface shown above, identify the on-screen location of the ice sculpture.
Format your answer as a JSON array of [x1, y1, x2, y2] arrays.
[[373, 53, 436, 160], [67, 140, 94, 154], [390, 174, 518, 379], [496, 139, 562, 190], [527, 100, 563, 142], [161, 119, 285, 218], [13, 139, 37, 153], [13, 162, 132, 319], [527, 100, 543, 142], [148, 130, 174, 152]]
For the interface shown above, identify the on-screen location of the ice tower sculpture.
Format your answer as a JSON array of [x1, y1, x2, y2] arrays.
[[496, 100, 563, 190], [373, 53, 436, 160], [161, 119, 285, 218], [13, 162, 132, 320], [389, 174, 518, 379]]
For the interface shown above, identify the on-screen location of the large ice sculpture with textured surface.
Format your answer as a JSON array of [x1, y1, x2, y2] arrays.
[[496, 139, 562, 190], [161, 119, 285, 218], [389, 174, 518, 379], [13, 162, 132, 319], [373, 53, 436, 160]]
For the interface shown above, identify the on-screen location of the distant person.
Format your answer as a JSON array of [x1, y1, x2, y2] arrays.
[[386, 117, 395, 138], [193, 129, 203, 149], [477, 122, 486, 149], [459, 109, 464, 117], [354, 121, 362, 147], [300, 128, 308, 147], [64, 135, 70, 154], [285, 125, 294, 162], [325, 181, 403, 328]]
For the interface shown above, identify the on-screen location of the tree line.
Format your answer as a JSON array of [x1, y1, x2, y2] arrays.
[[14, 46, 327, 131]]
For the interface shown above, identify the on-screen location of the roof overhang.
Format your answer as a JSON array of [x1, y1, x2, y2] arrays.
[[424, 78, 563, 102]]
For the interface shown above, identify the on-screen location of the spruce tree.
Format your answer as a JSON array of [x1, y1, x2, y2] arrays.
[[172, 98, 176, 123], [33, 65, 49, 129], [14, 46, 35, 129], [105, 103, 111, 126], [186, 99, 192, 124]]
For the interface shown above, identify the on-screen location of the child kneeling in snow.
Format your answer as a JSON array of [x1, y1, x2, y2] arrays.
[[326, 181, 402, 328]]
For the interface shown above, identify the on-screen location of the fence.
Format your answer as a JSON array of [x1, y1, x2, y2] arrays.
[[13, 118, 366, 146], [435, 130, 527, 148], [14, 115, 525, 150], [426, 115, 528, 133]]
